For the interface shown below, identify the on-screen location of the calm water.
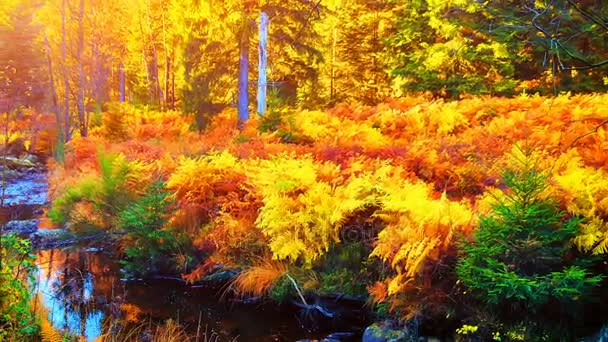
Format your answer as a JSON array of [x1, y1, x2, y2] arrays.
[[33, 248, 365, 342], [4, 170, 365, 341]]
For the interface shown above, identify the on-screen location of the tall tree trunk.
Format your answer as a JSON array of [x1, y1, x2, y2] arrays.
[[162, 9, 170, 110], [77, 0, 87, 137], [119, 63, 126, 102], [44, 34, 64, 161], [145, 0, 163, 108], [139, 15, 153, 103], [171, 60, 175, 109], [257, 12, 268, 116], [92, 41, 103, 112], [61, 0, 71, 142], [151, 47, 163, 108], [237, 22, 250, 125], [165, 57, 171, 108], [330, 26, 337, 103]]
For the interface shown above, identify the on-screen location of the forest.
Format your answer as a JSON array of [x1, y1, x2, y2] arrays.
[[1, 0, 608, 341]]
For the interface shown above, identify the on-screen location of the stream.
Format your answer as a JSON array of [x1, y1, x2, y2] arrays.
[[3, 167, 368, 342]]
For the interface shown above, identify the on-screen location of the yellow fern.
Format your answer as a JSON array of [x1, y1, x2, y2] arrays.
[[371, 176, 474, 278], [251, 154, 377, 265], [553, 151, 608, 254]]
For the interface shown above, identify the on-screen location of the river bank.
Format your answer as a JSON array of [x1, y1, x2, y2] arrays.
[[1, 161, 376, 342]]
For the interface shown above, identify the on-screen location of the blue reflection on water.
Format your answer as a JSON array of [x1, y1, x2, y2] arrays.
[[36, 262, 104, 341]]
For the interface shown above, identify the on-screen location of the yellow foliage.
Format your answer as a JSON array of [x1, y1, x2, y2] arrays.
[[292, 110, 390, 148], [251, 154, 378, 265], [372, 177, 474, 278], [553, 151, 608, 254], [167, 151, 242, 201]]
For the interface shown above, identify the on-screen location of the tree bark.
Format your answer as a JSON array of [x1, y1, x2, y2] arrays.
[[238, 21, 250, 125], [330, 26, 337, 103], [61, 0, 71, 142], [44, 34, 64, 160], [257, 12, 268, 116], [119, 63, 126, 102], [77, 0, 87, 137], [162, 9, 170, 110]]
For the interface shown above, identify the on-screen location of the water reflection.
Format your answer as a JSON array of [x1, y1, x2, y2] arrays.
[[33, 248, 355, 341], [36, 249, 117, 341]]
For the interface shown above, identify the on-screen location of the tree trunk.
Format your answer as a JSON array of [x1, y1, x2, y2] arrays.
[[145, 0, 163, 108], [162, 9, 170, 110], [330, 26, 337, 103], [171, 60, 175, 109], [238, 21, 250, 125], [257, 12, 268, 115], [44, 34, 64, 161], [119, 63, 126, 102], [61, 0, 71, 142], [138, 15, 153, 103], [77, 0, 87, 137], [165, 57, 170, 109]]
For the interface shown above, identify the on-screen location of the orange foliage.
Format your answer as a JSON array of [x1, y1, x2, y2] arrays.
[[47, 95, 608, 317]]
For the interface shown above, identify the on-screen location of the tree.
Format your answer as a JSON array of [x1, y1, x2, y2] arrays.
[[456, 149, 603, 337], [76, 0, 87, 137], [332, 0, 395, 104], [0, 1, 47, 112], [389, 1, 518, 98]]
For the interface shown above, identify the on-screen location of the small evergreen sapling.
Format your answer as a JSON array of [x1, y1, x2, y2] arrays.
[[456, 149, 602, 312], [118, 181, 188, 277]]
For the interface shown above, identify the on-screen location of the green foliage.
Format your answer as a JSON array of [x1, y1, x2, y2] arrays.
[[318, 268, 367, 296], [269, 275, 293, 303], [47, 175, 99, 227], [0, 233, 38, 340], [257, 110, 284, 134], [456, 149, 603, 337], [389, 1, 518, 98], [316, 242, 376, 296], [48, 150, 145, 231], [118, 181, 191, 277]]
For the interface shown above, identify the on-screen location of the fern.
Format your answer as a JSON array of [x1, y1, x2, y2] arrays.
[[371, 177, 473, 278], [252, 154, 377, 266], [48, 150, 150, 230], [553, 151, 608, 254]]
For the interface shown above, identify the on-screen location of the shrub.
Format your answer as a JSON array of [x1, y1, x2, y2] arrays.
[[118, 181, 191, 277], [0, 233, 38, 340], [456, 148, 603, 337], [49, 150, 150, 231]]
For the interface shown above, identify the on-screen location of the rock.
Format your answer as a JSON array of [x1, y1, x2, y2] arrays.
[[584, 324, 608, 342], [30, 229, 73, 249], [0, 156, 36, 172], [21, 154, 39, 165], [4, 219, 39, 235], [201, 269, 240, 283], [295, 332, 356, 342], [325, 332, 355, 339], [363, 321, 410, 342]]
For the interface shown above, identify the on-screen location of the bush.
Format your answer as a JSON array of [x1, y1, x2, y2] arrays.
[[456, 148, 603, 338], [118, 181, 191, 277], [0, 233, 38, 340], [49, 150, 149, 231]]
